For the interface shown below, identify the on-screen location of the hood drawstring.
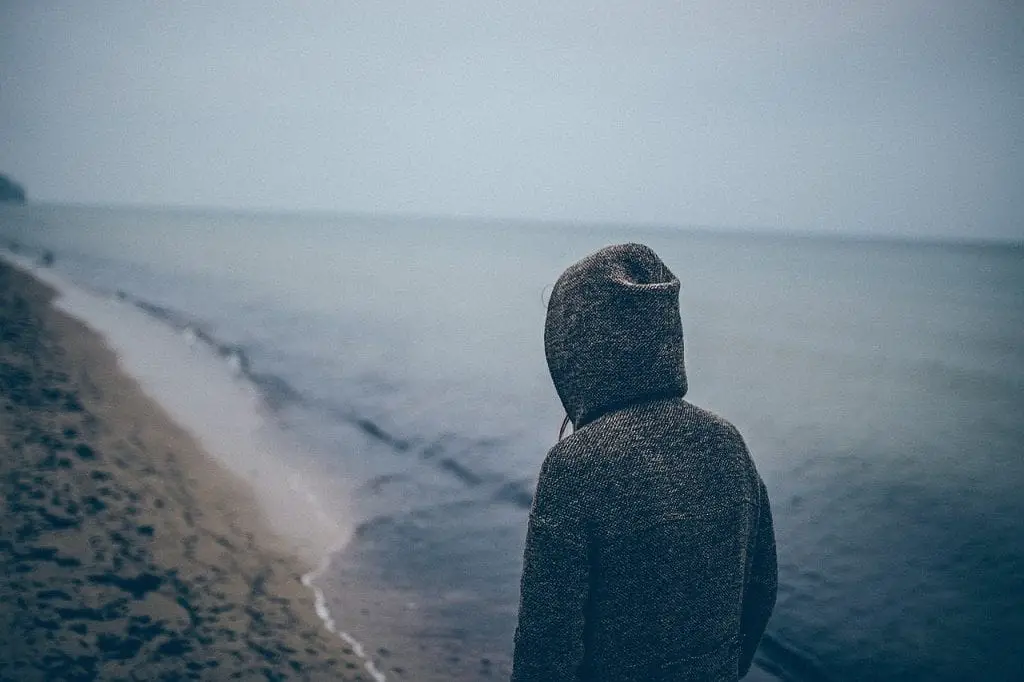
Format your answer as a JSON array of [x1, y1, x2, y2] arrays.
[[558, 413, 573, 441]]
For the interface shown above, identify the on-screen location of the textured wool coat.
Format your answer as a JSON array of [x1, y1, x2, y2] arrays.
[[511, 243, 777, 682]]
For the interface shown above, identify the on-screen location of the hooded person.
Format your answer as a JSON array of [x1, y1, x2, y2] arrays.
[[511, 243, 777, 682]]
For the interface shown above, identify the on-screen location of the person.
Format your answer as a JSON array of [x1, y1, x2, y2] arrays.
[[511, 243, 777, 682]]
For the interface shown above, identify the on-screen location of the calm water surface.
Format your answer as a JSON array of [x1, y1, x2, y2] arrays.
[[2, 204, 1022, 681]]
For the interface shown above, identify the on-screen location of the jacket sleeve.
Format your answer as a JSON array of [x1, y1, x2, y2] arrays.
[[739, 477, 778, 677], [510, 454, 590, 682]]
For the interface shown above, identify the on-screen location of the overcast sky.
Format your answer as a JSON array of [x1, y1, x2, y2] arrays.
[[1, 1, 1021, 240]]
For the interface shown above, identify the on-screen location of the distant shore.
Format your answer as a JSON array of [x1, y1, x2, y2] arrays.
[[0, 261, 374, 681]]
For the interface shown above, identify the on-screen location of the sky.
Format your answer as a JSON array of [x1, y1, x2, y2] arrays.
[[1, 0, 1021, 241]]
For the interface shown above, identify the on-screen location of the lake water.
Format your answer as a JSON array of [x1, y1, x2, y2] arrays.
[[2, 203, 1022, 681]]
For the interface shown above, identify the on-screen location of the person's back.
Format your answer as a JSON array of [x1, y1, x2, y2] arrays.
[[511, 243, 777, 682]]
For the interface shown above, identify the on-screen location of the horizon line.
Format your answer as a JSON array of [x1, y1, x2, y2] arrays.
[[4, 198, 1021, 249]]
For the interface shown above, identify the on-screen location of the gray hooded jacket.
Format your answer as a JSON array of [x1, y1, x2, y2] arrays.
[[511, 243, 777, 682]]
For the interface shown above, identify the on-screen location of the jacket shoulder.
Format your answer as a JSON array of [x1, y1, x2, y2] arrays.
[[680, 400, 749, 443], [538, 436, 592, 481]]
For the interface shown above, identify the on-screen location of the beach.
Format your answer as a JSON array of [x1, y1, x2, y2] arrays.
[[0, 261, 376, 680]]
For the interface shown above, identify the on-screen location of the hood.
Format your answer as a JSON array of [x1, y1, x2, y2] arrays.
[[545, 243, 688, 429]]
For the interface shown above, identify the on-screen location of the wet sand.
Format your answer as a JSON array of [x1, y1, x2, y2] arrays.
[[0, 261, 375, 680]]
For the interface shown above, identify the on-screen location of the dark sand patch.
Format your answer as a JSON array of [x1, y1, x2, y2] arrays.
[[0, 262, 374, 681]]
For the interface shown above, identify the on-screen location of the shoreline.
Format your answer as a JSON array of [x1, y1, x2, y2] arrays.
[[0, 260, 378, 680]]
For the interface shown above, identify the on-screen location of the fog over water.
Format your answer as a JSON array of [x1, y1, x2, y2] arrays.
[[1, 1, 1022, 241]]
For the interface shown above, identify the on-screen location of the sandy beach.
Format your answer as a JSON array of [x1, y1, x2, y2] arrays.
[[0, 261, 375, 680]]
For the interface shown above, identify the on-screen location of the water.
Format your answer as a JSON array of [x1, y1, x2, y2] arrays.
[[2, 203, 1022, 681]]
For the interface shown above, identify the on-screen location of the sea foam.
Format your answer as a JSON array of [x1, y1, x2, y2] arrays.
[[1, 251, 388, 681]]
